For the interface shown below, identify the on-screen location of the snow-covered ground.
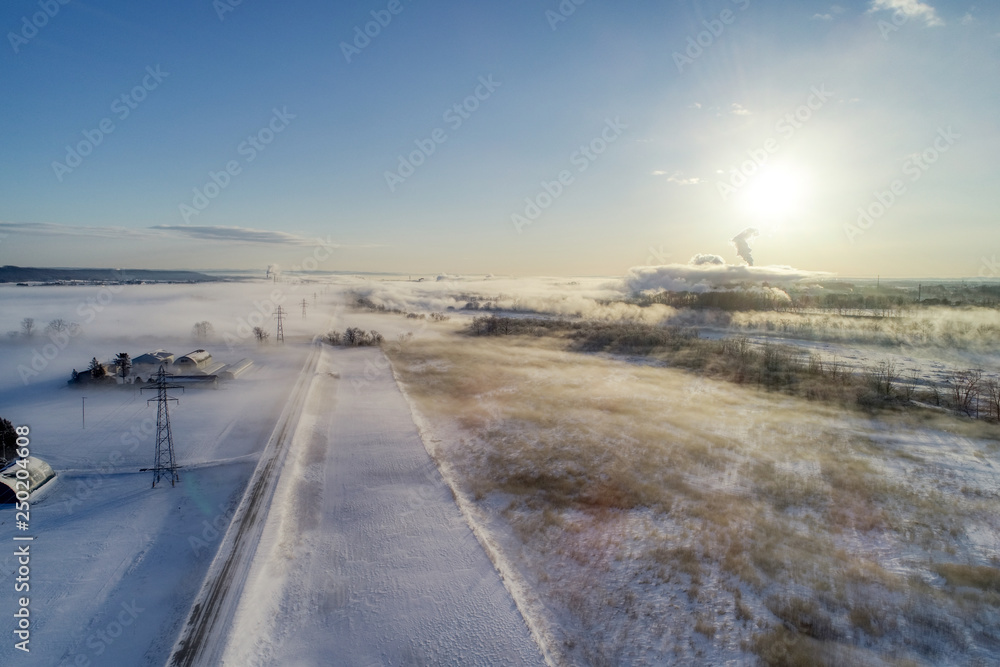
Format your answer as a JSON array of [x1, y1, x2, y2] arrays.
[[0, 343, 309, 665], [3, 276, 998, 666], [0, 279, 546, 666], [220, 346, 544, 665], [0, 282, 320, 665]]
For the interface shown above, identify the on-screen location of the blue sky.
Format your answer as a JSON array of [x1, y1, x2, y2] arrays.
[[1, 0, 997, 277]]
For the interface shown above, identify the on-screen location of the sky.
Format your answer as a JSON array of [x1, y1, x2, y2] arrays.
[[0, 0, 998, 278]]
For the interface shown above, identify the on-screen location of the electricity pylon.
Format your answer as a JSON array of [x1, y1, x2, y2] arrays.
[[140, 365, 183, 488], [275, 306, 286, 342]]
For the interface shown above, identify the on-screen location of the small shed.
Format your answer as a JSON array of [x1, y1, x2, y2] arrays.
[[0, 457, 55, 504], [174, 349, 212, 372], [220, 358, 254, 380]]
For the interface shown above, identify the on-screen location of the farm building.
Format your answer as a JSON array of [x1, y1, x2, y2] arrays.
[[132, 350, 175, 375], [174, 349, 212, 372], [220, 358, 254, 380], [171, 375, 219, 388], [0, 457, 55, 504], [198, 361, 226, 376]]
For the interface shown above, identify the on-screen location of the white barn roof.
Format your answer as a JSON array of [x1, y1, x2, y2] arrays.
[[134, 349, 174, 365], [0, 457, 55, 503], [175, 349, 212, 367]]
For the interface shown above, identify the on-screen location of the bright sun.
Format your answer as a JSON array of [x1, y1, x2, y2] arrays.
[[740, 165, 809, 220]]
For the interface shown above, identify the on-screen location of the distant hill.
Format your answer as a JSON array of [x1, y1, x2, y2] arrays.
[[0, 266, 218, 284]]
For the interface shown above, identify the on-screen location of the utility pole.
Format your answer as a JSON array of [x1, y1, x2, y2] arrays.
[[81, 396, 86, 429], [301, 298, 308, 319], [274, 306, 286, 343], [140, 365, 183, 488]]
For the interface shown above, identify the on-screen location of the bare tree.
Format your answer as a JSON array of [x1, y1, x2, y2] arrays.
[[20, 318, 34, 338], [192, 321, 214, 341], [947, 369, 983, 417], [45, 319, 71, 334], [983, 377, 1000, 422], [252, 326, 270, 343], [867, 360, 898, 398]]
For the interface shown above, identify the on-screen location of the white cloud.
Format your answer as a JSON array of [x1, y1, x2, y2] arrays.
[[730, 103, 751, 116], [653, 171, 703, 185], [869, 0, 944, 27], [813, 13, 834, 21]]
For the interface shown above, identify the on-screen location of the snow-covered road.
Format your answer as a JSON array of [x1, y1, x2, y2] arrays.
[[218, 346, 545, 666]]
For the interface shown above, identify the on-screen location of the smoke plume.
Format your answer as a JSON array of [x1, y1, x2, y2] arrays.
[[731, 228, 759, 266]]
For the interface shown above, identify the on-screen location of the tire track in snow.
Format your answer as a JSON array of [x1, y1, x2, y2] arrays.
[[220, 346, 546, 666], [166, 340, 322, 667]]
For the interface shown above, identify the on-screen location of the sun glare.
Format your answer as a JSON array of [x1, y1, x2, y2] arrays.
[[740, 165, 809, 220]]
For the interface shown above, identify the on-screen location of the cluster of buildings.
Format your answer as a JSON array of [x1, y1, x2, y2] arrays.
[[72, 349, 253, 388]]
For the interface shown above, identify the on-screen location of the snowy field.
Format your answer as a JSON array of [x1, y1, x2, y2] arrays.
[[0, 282, 325, 665], [1, 276, 999, 666], [221, 346, 543, 666]]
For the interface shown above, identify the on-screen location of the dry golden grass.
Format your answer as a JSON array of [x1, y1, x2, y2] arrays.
[[388, 334, 1000, 665]]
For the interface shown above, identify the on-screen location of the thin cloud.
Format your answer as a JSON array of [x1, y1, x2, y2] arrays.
[[869, 0, 944, 27], [149, 225, 337, 246], [1, 221, 357, 248], [730, 103, 752, 116], [0, 221, 146, 239]]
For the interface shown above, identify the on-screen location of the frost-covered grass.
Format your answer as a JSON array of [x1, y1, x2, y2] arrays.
[[390, 335, 1000, 666]]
